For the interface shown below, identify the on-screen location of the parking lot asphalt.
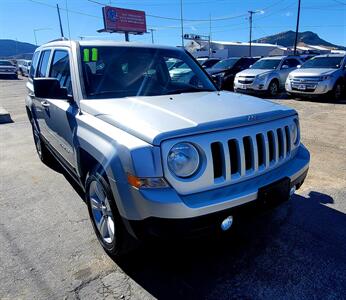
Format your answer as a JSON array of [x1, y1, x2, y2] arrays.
[[1, 77, 346, 300]]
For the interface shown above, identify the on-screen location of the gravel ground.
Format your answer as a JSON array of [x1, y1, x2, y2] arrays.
[[0, 77, 345, 300]]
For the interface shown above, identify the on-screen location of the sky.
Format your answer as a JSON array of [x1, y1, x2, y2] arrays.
[[0, 0, 345, 47]]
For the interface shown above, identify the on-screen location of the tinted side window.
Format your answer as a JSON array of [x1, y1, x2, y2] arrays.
[[37, 50, 51, 78], [287, 59, 300, 68], [49, 50, 72, 94], [29, 51, 40, 79]]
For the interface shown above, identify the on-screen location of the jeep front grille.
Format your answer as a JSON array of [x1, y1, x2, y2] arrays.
[[210, 126, 291, 180], [161, 116, 299, 195]]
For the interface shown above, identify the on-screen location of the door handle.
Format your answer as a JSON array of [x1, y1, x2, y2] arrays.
[[41, 101, 50, 108]]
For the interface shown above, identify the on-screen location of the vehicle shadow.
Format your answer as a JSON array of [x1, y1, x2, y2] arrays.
[[278, 91, 346, 104], [114, 191, 346, 299], [58, 162, 346, 299]]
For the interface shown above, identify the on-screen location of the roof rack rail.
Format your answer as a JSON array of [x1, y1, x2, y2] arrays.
[[47, 37, 69, 43]]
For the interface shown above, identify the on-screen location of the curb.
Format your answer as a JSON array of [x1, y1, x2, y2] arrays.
[[0, 107, 13, 124]]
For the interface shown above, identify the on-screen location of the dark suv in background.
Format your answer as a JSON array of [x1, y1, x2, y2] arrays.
[[206, 57, 259, 91]]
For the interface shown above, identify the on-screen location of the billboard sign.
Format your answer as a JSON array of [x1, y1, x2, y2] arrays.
[[102, 6, 147, 34]]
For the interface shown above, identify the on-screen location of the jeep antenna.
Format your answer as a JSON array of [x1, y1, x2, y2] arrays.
[[56, 4, 64, 38]]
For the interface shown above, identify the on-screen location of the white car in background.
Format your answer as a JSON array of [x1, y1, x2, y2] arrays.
[[0, 60, 17, 79], [234, 56, 303, 97], [285, 54, 346, 101], [17, 60, 32, 77]]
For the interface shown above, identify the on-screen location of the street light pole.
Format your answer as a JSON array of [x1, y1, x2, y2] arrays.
[[149, 28, 155, 44], [33, 30, 38, 46], [293, 0, 301, 55], [33, 28, 52, 46]]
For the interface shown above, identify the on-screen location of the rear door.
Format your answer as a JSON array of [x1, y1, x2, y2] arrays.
[[279, 58, 300, 86], [44, 48, 78, 169]]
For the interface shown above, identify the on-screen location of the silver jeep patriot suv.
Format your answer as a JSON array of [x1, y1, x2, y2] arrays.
[[26, 40, 310, 257]]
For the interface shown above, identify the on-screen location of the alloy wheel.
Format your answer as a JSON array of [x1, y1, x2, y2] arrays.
[[89, 180, 115, 244]]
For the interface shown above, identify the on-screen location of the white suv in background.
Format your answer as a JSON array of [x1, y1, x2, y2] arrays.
[[234, 56, 303, 97], [285, 54, 346, 101]]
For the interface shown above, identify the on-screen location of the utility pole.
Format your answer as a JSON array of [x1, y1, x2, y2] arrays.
[[209, 14, 212, 57], [248, 11, 255, 57], [149, 28, 155, 44], [180, 0, 184, 47], [56, 4, 64, 38], [293, 0, 301, 55]]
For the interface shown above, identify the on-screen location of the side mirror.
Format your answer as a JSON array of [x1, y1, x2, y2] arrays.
[[33, 78, 71, 100], [297, 65, 301, 69], [281, 65, 289, 70]]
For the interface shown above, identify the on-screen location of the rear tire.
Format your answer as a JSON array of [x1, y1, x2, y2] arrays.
[[31, 119, 54, 165], [86, 170, 138, 259]]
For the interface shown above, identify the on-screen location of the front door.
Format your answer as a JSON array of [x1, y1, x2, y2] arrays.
[[32, 49, 52, 140], [44, 49, 78, 169]]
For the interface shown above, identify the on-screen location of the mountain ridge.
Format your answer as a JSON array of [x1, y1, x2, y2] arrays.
[[253, 30, 345, 50], [0, 39, 37, 59]]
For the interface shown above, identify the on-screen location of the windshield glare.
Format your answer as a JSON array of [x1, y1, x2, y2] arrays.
[[212, 58, 238, 69], [81, 47, 216, 99], [301, 56, 343, 69], [251, 59, 281, 70], [0, 61, 13, 66]]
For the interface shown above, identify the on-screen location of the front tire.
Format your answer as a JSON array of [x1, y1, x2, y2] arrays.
[[267, 80, 279, 98], [86, 170, 137, 258], [330, 81, 344, 102]]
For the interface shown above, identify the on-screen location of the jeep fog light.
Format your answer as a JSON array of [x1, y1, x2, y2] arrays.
[[168, 142, 200, 178]]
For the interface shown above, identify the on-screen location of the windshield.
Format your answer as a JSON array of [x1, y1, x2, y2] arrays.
[[251, 59, 281, 70], [81, 46, 216, 99], [301, 56, 343, 69], [212, 58, 239, 69], [0, 61, 13, 66]]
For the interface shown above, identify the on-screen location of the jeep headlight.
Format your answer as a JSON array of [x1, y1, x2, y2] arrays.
[[167, 142, 200, 178], [291, 119, 300, 146]]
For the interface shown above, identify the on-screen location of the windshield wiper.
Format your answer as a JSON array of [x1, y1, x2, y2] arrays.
[[166, 87, 214, 95]]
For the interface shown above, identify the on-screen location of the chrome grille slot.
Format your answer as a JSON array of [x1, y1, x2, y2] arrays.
[[228, 139, 239, 175], [285, 126, 291, 154], [267, 131, 275, 163], [277, 128, 284, 159], [243, 136, 253, 171], [256, 133, 265, 167], [211, 142, 224, 179]]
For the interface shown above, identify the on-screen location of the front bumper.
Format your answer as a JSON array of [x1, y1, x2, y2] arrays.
[[128, 168, 308, 239], [234, 79, 269, 94], [285, 79, 334, 95], [113, 144, 309, 234]]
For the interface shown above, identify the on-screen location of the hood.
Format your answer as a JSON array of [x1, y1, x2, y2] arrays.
[[206, 68, 227, 75], [289, 68, 337, 77], [237, 69, 273, 77], [80, 91, 296, 145]]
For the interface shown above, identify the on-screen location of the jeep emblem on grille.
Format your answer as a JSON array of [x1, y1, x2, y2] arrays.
[[248, 115, 256, 121]]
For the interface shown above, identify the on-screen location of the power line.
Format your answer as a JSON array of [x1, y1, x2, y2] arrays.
[[86, 0, 248, 22]]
